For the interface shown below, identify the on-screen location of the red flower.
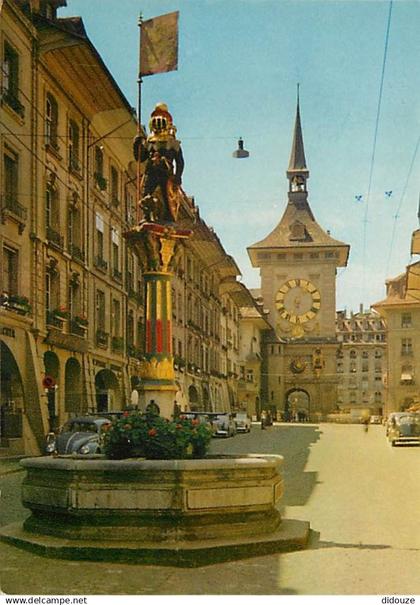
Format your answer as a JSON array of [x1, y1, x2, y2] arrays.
[[192, 419, 200, 426], [148, 428, 157, 437], [123, 424, 132, 430], [123, 411, 129, 418]]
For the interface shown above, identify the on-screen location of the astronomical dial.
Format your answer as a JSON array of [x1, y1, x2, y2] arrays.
[[275, 278, 321, 324]]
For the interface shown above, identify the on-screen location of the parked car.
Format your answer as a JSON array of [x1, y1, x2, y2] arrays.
[[387, 413, 420, 446], [385, 412, 407, 436], [212, 413, 237, 438], [45, 416, 111, 455], [233, 412, 251, 433], [181, 412, 215, 434]]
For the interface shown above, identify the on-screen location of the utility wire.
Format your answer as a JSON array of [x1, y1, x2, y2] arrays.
[[362, 0, 393, 299], [385, 131, 420, 278]]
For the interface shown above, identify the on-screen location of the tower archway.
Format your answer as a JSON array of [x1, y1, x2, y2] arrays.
[[286, 388, 310, 421]]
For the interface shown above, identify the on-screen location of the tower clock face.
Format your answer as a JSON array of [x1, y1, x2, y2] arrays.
[[275, 278, 321, 324]]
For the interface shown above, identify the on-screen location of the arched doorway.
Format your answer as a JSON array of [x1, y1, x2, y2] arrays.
[[188, 385, 199, 411], [64, 358, 82, 415], [0, 341, 25, 440], [95, 369, 122, 413], [286, 388, 310, 421], [44, 351, 59, 431], [202, 385, 210, 412]]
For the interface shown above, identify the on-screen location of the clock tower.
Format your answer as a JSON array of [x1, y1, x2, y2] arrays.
[[247, 98, 350, 420]]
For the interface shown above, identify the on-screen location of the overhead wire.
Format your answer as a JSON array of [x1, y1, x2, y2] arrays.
[[362, 0, 393, 300], [385, 131, 420, 278]]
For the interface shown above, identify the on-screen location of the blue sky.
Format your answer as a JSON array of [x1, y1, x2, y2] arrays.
[[61, 0, 420, 311]]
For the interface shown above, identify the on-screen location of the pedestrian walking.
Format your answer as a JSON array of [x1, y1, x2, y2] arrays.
[[261, 410, 267, 430]]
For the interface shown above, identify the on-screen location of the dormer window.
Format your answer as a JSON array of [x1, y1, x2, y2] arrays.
[[290, 220, 307, 241]]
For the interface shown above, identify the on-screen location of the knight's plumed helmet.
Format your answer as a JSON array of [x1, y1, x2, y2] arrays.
[[149, 103, 177, 138]]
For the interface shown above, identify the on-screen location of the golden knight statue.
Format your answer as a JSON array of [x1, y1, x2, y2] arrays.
[[133, 103, 184, 224]]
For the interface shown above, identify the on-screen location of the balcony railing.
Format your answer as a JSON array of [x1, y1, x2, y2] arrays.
[[69, 243, 85, 263], [46, 226, 64, 249], [2, 90, 25, 118], [94, 173, 107, 191], [69, 320, 87, 337], [69, 155, 81, 174], [96, 330, 109, 348], [1, 195, 28, 222], [94, 256, 108, 272], [111, 336, 124, 352], [46, 311, 64, 329], [128, 288, 143, 305], [127, 344, 143, 358], [112, 268, 123, 282], [0, 294, 31, 315]]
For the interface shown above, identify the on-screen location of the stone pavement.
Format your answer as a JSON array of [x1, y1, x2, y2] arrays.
[[0, 424, 419, 595]]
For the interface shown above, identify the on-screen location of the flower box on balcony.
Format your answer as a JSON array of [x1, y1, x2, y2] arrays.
[[96, 330, 109, 347], [111, 336, 124, 352], [1, 294, 31, 315], [94, 173, 107, 191], [94, 256, 108, 272]]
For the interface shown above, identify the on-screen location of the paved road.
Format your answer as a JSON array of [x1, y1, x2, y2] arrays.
[[0, 423, 419, 595]]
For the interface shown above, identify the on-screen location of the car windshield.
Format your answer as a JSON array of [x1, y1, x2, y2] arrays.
[[399, 415, 420, 425], [62, 421, 98, 433]]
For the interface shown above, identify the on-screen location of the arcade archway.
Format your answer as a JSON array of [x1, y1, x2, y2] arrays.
[[95, 369, 122, 413], [44, 351, 59, 430], [64, 358, 82, 415], [188, 385, 199, 411], [0, 341, 24, 439]]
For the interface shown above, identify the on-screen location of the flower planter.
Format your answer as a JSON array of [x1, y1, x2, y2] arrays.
[[0, 454, 310, 566]]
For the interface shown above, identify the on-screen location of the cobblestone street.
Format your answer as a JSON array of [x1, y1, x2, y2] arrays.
[[1, 423, 419, 595]]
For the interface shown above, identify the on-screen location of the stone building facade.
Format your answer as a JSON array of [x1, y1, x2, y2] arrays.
[[373, 225, 420, 415], [336, 306, 386, 416], [0, 0, 262, 455]]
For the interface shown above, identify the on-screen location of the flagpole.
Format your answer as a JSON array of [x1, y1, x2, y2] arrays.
[[136, 13, 143, 224]]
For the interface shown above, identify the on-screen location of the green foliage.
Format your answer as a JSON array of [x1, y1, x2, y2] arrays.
[[103, 411, 212, 460]]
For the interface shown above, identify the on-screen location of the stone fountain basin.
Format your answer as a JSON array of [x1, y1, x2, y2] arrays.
[[0, 454, 310, 566]]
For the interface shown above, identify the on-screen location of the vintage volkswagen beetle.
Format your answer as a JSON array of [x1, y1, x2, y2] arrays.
[[45, 416, 111, 455], [387, 412, 420, 446]]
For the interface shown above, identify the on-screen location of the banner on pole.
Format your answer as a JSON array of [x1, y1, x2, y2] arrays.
[[140, 11, 179, 77]]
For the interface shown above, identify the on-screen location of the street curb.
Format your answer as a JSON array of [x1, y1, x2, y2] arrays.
[[0, 468, 25, 478]]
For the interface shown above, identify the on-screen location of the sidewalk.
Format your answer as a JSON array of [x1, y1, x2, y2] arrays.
[[0, 458, 26, 477]]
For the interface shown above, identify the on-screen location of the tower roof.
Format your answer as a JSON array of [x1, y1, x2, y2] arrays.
[[287, 98, 308, 175], [247, 198, 349, 266]]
